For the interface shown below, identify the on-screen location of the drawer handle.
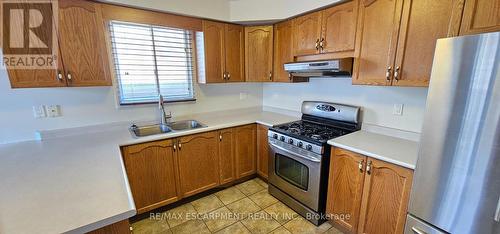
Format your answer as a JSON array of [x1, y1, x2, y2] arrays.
[[394, 66, 400, 81], [315, 39, 320, 50]]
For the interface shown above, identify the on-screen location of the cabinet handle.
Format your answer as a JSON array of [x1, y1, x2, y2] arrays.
[[358, 160, 364, 173], [178, 142, 182, 150], [269, 71, 272, 80], [219, 134, 222, 141], [67, 72, 72, 81], [385, 67, 392, 81], [315, 39, 320, 50], [366, 160, 372, 175], [227, 73, 231, 80], [319, 38, 325, 50], [223, 72, 227, 80], [56, 71, 63, 81], [394, 66, 400, 81], [173, 144, 176, 152], [411, 227, 428, 234], [495, 196, 500, 222], [288, 73, 292, 80]]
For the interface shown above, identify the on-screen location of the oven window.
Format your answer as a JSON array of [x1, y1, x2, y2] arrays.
[[275, 153, 309, 190]]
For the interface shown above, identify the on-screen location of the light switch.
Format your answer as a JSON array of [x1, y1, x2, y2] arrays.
[[46, 105, 62, 117], [240, 92, 247, 100], [33, 105, 46, 118], [393, 104, 404, 116]]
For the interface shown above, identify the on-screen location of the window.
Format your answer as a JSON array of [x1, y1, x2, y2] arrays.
[[109, 21, 195, 105]]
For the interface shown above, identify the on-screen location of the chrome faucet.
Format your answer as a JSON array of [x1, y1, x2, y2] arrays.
[[159, 94, 171, 125]]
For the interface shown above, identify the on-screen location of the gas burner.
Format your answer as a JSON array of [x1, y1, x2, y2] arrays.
[[289, 128, 301, 134], [310, 134, 324, 140]]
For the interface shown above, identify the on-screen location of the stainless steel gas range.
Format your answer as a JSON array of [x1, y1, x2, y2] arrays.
[[268, 101, 361, 225]]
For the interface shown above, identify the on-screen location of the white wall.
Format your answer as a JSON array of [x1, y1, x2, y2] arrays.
[[263, 78, 428, 133], [0, 68, 262, 143], [102, 0, 231, 21], [229, 0, 342, 22]]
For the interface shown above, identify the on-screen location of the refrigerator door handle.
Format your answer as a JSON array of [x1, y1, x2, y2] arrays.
[[411, 227, 428, 234], [495, 196, 500, 222]]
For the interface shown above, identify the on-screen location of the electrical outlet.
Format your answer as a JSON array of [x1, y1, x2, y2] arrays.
[[393, 104, 404, 116], [33, 105, 46, 118], [239, 92, 247, 100], [46, 105, 62, 117]]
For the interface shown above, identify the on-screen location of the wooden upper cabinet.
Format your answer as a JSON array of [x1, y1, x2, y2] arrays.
[[234, 124, 257, 178], [3, 1, 65, 88], [460, 0, 500, 35], [201, 20, 226, 83], [392, 0, 461, 87], [326, 148, 367, 233], [273, 20, 294, 82], [58, 0, 111, 86], [224, 24, 245, 82], [320, 0, 359, 54], [121, 140, 180, 214], [245, 26, 274, 82], [293, 12, 323, 56], [357, 158, 413, 234], [256, 124, 270, 179], [177, 132, 220, 197], [352, 0, 404, 86], [218, 128, 236, 185]]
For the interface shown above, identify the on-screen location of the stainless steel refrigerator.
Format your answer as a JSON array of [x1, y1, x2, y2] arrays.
[[405, 32, 500, 234]]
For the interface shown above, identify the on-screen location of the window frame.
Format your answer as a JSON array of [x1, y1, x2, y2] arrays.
[[108, 20, 197, 106]]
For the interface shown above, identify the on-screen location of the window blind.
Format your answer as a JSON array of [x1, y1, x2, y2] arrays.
[[109, 21, 195, 105]]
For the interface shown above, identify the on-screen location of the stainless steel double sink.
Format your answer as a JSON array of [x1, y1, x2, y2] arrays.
[[130, 120, 206, 137]]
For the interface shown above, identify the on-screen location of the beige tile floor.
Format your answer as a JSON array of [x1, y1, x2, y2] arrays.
[[131, 178, 344, 234]]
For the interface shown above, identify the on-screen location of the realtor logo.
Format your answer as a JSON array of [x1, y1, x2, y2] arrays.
[[1, 0, 58, 69]]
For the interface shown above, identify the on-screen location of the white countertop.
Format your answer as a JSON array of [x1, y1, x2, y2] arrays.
[[327, 130, 419, 169], [0, 109, 298, 234]]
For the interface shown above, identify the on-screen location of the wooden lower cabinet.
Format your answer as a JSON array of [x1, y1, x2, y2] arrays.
[[177, 131, 220, 197], [234, 124, 257, 178], [256, 124, 270, 178], [87, 220, 130, 234], [122, 125, 257, 214], [326, 148, 366, 233], [122, 140, 180, 214], [326, 148, 413, 234], [219, 128, 236, 184]]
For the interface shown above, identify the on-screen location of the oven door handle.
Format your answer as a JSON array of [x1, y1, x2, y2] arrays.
[[269, 142, 321, 163]]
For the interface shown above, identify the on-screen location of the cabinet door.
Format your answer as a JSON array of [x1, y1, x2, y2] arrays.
[[224, 24, 245, 82], [326, 148, 367, 233], [58, 0, 111, 86], [460, 0, 500, 35], [234, 124, 257, 178], [393, 0, 460, 87], [219, 129, 236, 185], [202, 20, 226, 83], [3, 1, 66, 88], [177, 132, 220, 197], [357, 158, 413, 234], [273, 20, 294, 82], [256, 124, 270, 179], [320, 0, 359, 54], [122, 140, 180, 214], [292, 12, 322, 56], [245, 26, 274, 82], [352, 0, 404, 85]]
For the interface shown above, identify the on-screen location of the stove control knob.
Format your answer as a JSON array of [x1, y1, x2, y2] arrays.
[[306, 144, 313, 151], [273, 133, 278, 139], [288, 139, 294, 144], [298, 142, 303, 148], [280, 136, 285, 141]]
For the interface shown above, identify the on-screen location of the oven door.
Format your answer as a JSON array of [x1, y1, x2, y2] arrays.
[[268, 138, 322, 211]]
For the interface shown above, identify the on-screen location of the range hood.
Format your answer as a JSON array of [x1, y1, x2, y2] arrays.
[[284, 58, 353, 78]]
